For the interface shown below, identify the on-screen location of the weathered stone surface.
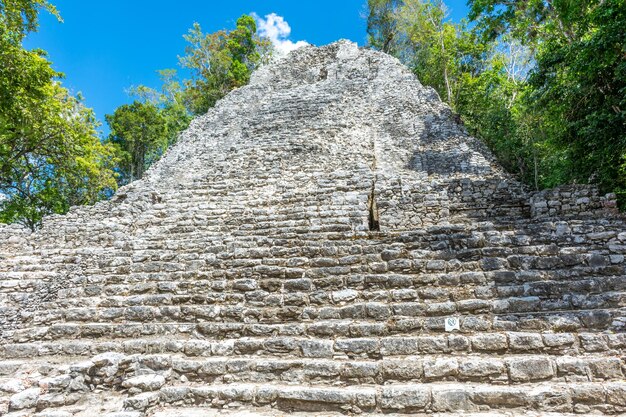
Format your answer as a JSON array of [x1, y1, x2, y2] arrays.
[[459, 358, 506, 379], [121, 374, 166, 391], [471, 334, 508, 351], [33, 412, 73, 417], [124, 391, 160, 410], [423, 358, 458, 379], [0, 40, 624, 416], [432, 388, 476, 412], [301, 340, 334, 358], [507, 357, 555, 382], [9, 388, 40, 410], [380, 386, 430, 410], [508, 332, 545, 351]]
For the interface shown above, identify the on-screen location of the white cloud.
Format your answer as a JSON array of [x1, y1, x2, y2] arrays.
[[253, 13, 308, 55]]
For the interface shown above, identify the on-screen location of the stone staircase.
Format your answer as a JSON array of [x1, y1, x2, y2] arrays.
[[0, 41, 624, 416]]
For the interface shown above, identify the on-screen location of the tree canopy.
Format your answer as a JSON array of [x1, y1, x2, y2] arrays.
[[179, 15, 271, 115], [0, 0, 59, 44], [0, 0, 117, 230], [105, 101, 168, 184]]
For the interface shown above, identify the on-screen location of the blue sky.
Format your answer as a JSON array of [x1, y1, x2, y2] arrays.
[[25, 1, 470, 134]]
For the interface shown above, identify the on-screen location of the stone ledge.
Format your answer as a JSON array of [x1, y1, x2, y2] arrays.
[[530, 185, 619, 219]]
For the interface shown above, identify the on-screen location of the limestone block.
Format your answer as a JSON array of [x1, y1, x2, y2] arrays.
[[380, 337, 419, 355], [331, 289, 358, 303], [380, 385, 430, 410], [159, 386, 189, 403], [300, 339, 334, 358], [470, 334, 508, 351], [508, 332, 544, 351], [423, 358, 458, 379], [123, 392, 160, 410], [122, 374, 166, 392], [431, 388, 476, 412], [458, 358, 506, 379], [9, 388, 40, 410], [542, 333, 576, 348], [381, 359, 423, 380], [507, 357, 554, 382]]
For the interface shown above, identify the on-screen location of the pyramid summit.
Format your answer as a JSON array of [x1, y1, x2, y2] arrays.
[[0, 41, 625, 416]]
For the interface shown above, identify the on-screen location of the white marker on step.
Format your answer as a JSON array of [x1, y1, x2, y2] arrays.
[[445, 317, 460, 332]]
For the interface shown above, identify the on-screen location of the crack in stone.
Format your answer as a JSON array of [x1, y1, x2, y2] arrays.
[[369, 139, 380, 231], [368, 180, 380, 231]]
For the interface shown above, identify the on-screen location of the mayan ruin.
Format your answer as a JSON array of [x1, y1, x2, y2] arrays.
[[0, 41, 625, 416]]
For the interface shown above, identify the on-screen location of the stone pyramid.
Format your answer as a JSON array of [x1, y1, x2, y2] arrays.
[[1, 41, 625, 416]]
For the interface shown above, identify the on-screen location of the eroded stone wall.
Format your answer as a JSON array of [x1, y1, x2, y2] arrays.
[[530, 185, 619, 219]]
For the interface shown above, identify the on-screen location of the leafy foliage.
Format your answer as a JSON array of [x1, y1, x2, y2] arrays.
[[105, 101, 169, 184], [366, 0, 403, 53], [528, 0, 626, 193], [394, 0, 492, 107], [1, 7, 272, 228], [469, 0, 626, 201], [0, 0, 117, 230], [0, 0, 59, 44], [180, 15, 271, 115]]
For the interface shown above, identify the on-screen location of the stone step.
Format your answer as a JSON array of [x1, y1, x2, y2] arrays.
[[130, 353, 624, 385], [1, 388, 128, 416], [2, 331, 624, 360], [0, 247, 624, 291], [127, 230, 624, 253], [129, 214, 623, 234], [5, 306, 626, 340], [149, 408, 597, 417], [3, 306, 625, 347], [6, 352, 622, 399], [2, 278, 624, 330], [42, 279, 626, 314], [8, 272, 621, 307], [1, 236, 623, 273], [0, 290, 626, 326], [13, 235, 608, 269], [95, 237, 625, 257], [6, 273, 621, 316], [123, 381, 626, 414], [1, 218, 622, 255], [75, 252, 602, 276]]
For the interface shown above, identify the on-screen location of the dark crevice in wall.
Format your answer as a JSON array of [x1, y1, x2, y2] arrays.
[[318, 67, 328, 81], [369, 179, 380, 231], [369, 139, 380, 231]]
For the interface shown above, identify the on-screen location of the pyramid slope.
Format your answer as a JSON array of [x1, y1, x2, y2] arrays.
[[0, 41, 624, 416], [2, 41, 525, 244]]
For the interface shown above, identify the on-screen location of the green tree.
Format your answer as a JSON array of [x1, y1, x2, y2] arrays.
[[130, 69, 192, 148], [180, 15, 271, 115], [1, 0, 117, 230], [0, 0, 59, 44], [454, 43, 543, 186], [470, 0, 626, 201], [394, 0, 489, 107], [366, 0, 403, 53], [105, 101, 169, 184]]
